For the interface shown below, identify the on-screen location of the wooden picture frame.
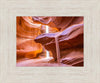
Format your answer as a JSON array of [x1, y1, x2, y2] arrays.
[[0, 0, 100, 83]]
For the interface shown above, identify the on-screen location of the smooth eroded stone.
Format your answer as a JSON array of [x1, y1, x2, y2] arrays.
[[32, 16, 83, 30], [61, 48, 83, 66], [17, 16, 43, 59], [17, 38, 42, 59], [17, 16, 41, 39], [34, 23, 83, 65]]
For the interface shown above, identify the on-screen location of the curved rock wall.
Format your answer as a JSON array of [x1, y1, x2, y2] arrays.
[[17, 16, 84, 66]]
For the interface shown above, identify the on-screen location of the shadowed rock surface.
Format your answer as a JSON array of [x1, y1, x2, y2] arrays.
[[32, 16, 83, 30], [34, 17, 84, 66], [35, 24, 83, 56]]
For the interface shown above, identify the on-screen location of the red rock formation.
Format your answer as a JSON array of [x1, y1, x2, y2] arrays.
[[17, 16, 41, 39], [17, 16, 42, 59], [17, 16, 84, 66], [32, 16, 83, 30], [34, 17, 84, 66], [35, 24, 83, 56], [16, 16, 59, 59]]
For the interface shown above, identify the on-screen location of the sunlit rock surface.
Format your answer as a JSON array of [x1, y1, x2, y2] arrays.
[[17, 38, 42, 59], [17, 16, 42, 59], [17, 16, 84, 66], [17, 16, 58, 60], [17, 16, 41, 39]]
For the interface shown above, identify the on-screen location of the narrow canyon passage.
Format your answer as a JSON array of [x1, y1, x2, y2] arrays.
[[16, 16, 84, 67]]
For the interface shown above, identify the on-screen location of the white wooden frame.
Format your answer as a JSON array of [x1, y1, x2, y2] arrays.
[[0, 0, 100, 83]]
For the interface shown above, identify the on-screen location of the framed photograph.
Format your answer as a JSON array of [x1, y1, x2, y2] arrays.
[[0, 0, 100, 83], [16, 16, 84, 67]]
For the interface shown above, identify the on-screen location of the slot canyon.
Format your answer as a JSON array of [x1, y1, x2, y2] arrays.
[[16, 16, 84, 67]]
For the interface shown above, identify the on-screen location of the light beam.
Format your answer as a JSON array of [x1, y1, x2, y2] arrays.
[[45, 25, 50, 59]]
